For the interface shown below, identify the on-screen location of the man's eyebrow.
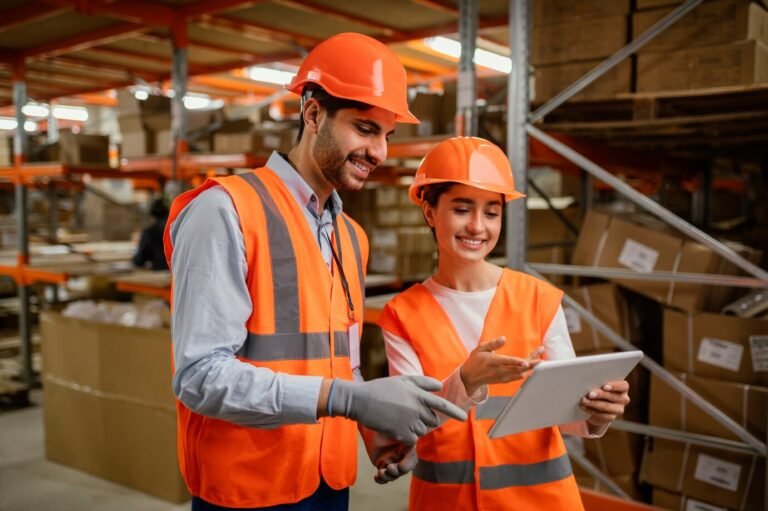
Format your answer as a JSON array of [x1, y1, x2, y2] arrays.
[[358, 118, 396, 137]]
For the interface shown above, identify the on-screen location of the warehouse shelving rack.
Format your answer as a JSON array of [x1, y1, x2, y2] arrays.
[[0, 0, 766, 508], [503, 0, 768, 508]]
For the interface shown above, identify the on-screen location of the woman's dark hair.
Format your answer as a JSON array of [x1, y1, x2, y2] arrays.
[[419, 182, 457, 207], [296, 86, 372, 141]]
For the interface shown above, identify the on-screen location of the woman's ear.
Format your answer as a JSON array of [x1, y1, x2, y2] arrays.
[[302, 99, 321, 134], [422, 202, 436, 228]]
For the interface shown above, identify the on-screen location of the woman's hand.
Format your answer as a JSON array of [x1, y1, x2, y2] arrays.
[[581, 380, 630, 428], [460, 337, 542, 396]]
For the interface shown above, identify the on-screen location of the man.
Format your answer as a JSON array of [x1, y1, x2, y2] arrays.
[[164, 32, 466, 511], [133, 198, 169, 271]]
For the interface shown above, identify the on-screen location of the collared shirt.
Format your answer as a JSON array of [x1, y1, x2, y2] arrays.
[[169, 151, 346, 428]]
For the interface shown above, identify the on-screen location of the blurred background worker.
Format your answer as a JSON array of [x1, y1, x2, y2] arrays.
[[164, 33, 466, 511], [377, 137, 631, 510], [132, 198, 169, 271]]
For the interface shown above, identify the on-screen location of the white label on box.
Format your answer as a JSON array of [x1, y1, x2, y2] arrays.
[[617, 238, 658, 273], [685, 499, 727, 511], [693, 453, 741, 492], [563, 306, 582, 334], [749, 335, 768, 372], [697, 338, 743, 372]]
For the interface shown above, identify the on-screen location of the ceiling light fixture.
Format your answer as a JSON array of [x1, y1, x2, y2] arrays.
[[424, 36, 512, 74]]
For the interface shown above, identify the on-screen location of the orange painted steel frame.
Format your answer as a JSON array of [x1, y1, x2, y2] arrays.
[[115, 281, 171, 301]]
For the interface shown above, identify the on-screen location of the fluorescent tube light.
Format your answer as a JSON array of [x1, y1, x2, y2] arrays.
[[248, 66, 296, 86], [424, 36, 512, 73]]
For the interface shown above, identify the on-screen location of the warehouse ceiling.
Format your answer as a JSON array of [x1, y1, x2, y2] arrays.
[[0, 0, 511, 108]]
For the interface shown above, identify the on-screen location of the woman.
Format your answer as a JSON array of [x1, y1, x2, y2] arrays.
[[376, 137, 630, 510]]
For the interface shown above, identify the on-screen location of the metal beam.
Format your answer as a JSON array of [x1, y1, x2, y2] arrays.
[[530, 0, 705, 123], [22, 22, 148, 60], [181, 0, 268, 19], [527, 125, 768, 283], [506, 0, 530, 270], [0, 1, 65, 31], [458, 0, 478, 136], [37, 0, 175, 26], [196, 14, 320, 46], [409, 0, 459, 16], [530, 263, 768, 287], [275, 0, 404, 37]]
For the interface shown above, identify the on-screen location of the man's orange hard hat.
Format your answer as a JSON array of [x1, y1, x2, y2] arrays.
[[286, 32, 418, 124]]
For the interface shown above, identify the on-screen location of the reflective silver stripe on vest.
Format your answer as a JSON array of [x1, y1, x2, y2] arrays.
[[340, 214, 365, 301], [239, 331, 349, 361], [239, 173, 299, 333], [479, 453, 573, 490], [414, 459, 475, 484], [475, 396, 511, 420], [415, 453, 573, 489]]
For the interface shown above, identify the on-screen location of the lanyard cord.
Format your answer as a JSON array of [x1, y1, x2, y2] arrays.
[[327, 216, 355, 320]]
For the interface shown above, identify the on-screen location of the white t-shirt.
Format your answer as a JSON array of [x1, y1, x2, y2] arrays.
[[382, 277, 607, 438]]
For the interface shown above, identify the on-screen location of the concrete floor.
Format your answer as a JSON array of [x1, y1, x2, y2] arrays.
[[0, 393, 410, 511]]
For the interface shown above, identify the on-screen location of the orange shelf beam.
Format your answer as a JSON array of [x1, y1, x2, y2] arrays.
[[115, 281, 171, 301], [0, 265, 69, 286]]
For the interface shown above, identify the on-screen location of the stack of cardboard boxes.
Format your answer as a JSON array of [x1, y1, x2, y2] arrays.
[[211, 119, 297, 156], [531, 0, 633, 101], [636, 0, 768, 92], [117, 91, 219, 158], [572, 209, 767, 509]]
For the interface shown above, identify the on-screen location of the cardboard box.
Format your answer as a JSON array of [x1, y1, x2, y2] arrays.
[[583, 428, 644, 476], [572, 210, 762, 312], [639, 438, 764, 510], [637, 40, 768, 92], [562, 284, 626, 354], [649, 372, 768, 442], [213, 127, 296, 155], [532, 0, 630, 25], [40, 311, 188, 503], [633, 0, 768, 52], [534, 59, 632, 101], [663, 309, 768, 386], [121, 130, 155, 158], [42, 131, 110, 167], [638, 0, 768, 10], [652, 488, 738, 511], [532, 15, 628, 65], [393, 92, 450, 138], [574, 473, 642, 501]]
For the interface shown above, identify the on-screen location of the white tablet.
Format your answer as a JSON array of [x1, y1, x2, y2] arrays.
[[487, 350, 643, 439]]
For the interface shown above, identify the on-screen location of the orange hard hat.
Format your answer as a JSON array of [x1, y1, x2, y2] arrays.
[[285, 32, 418, 124], [409, 137, 525, 205]]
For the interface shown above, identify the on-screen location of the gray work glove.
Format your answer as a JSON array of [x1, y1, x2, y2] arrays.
[[329, 376, 467, 445]]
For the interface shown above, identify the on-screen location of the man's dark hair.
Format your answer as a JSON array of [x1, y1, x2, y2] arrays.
[[296, 86, 373, 141]]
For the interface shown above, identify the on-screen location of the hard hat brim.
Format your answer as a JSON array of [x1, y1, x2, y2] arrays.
[[408, 178, 526, 205]]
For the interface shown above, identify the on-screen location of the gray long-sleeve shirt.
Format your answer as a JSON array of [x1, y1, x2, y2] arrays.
[[169, 151, 347, 427]]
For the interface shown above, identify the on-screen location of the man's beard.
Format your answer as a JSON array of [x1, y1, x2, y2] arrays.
[[313, 121, 373, 191]]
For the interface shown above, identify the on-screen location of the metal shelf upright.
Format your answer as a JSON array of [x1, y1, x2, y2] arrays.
[[507, 0, 768, 508]]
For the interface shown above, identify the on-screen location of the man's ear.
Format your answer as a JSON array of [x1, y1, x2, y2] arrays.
[[303, 98, 322, 135]]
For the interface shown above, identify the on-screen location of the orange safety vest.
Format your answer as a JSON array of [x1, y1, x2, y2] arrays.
[[378, 269, 584, 511], [163, 168, 368, 508]]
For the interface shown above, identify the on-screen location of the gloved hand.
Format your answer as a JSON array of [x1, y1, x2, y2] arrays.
[[375, 447, 417, 484], [329, 375, 467, 445]]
